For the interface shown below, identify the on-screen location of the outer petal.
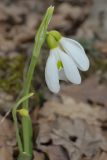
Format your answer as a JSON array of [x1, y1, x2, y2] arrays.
[[58, 48, 81, 84], [45, 51, 60, 93], [59, 37, 89, 71]]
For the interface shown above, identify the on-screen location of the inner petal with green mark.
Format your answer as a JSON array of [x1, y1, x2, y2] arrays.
[[57, 60, 63, 70]]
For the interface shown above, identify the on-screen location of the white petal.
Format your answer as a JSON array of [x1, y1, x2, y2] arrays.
[[45, 51, 60, 93], [59, 37, 89, 71], [50, 48, 60, 62], [58, 48, 81, 84], [59, 69, 68, 81]]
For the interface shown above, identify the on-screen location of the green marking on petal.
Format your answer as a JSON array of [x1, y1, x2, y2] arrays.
[[57, 60, 63, 70]]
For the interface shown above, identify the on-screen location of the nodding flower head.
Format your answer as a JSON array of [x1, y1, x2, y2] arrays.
[[45, 30, 90, 93]]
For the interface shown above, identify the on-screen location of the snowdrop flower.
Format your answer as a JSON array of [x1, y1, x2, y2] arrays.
[[45, 30, 89, 93]]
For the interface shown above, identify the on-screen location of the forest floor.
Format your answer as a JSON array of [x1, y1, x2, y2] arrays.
[[0, 0, 107, 160]]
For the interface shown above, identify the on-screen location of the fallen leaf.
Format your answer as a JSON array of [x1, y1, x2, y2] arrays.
[[33, 151, 45, 160], [95, 41, 107, 57], [0, 115, 16, 160], [0, 90, 14, 112], [0, 146, 13, 160], [99, 152, 107, 160], [36, 115, 107, 160], [61, 75, 107, 108], [39, 95, 107, 126]]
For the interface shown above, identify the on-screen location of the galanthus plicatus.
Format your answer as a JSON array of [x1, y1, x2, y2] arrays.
[[45, 30, 90, 93]]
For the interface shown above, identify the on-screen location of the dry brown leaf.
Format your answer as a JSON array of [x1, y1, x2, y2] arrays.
[[99, 152, 107, 160], [50, 2, 91, 33], [38, 146, 68, 160], [61, 76, 107, 108], [0, 146, 13, 160], [93, 152, 107, 160], [0, 5, 8, 22], [0, 115, 16, 160], [57, 3, 89, 20], [36, 115, 107, 160], [37, 87, 107, 160], [0, 90, 14, 112], [76, 0, 107, 41], [95, 41, 107, 57], [0, 1, 42, 53], [76, 18, 97, 39], [49, 14, 71, 31], [39, 95, 107, 126], [60, 0, 92, 6], [33, 151, 45, 160]]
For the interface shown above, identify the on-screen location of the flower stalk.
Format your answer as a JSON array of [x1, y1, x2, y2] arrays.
[[12, 6, 54, 160], [21, 6, 54, 159]]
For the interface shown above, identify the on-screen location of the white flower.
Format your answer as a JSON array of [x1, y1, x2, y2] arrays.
[[59, 37, 89, 71], [45, 31, 90, 93]]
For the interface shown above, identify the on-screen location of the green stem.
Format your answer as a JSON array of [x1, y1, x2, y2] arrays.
[[12, 93, 34, 154], [21, 6, 54, 159]]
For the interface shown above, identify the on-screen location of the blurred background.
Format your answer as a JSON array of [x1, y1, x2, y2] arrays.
[[0, 0, 107, 160]]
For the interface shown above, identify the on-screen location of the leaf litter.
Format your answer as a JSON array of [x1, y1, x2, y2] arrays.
[[36, 74, 107, 160], [0, 0, 107, 160], [0, 115, 16, 160], [36, 92, 107, 160]]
